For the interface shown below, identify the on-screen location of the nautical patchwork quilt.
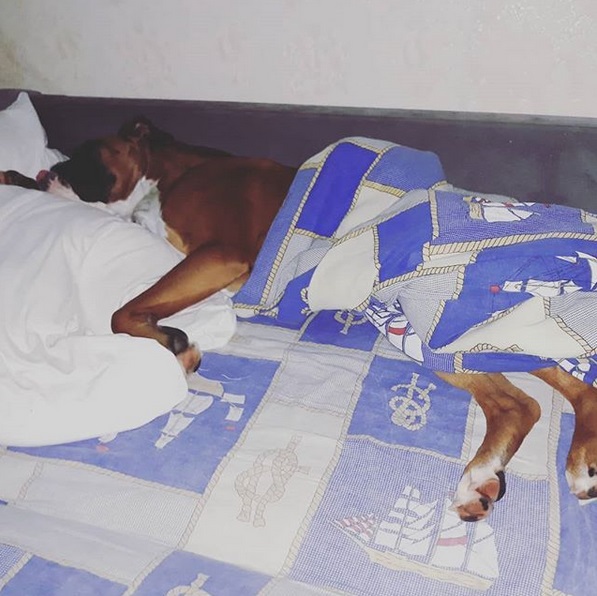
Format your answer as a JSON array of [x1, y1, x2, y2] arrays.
[[235, 137, 597, 385], [0, 315, 594, 595]]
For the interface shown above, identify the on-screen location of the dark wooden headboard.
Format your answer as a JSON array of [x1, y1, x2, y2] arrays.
[[3, 88, 597, 211]]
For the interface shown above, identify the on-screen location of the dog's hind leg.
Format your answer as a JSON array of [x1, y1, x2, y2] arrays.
[[436, 371, 541, 522], [532, 366, 597, 500]]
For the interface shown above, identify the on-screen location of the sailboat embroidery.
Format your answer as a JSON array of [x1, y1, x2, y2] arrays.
[[499, 251, 597, 298], [155, 374, 246, 448], [500, 278, 581, 297], [365, 297, 423, 362], [166, 572, 211, 596], [333, 486, 499, 590], [467, 196, 535, 222], [558, 358, 592, 383]]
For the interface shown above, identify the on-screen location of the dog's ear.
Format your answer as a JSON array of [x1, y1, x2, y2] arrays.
[[118, 116, 153, 142], [118, 116, 174, 147]]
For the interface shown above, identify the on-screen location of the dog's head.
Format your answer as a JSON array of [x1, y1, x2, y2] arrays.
[[49, 116, 162, 204]]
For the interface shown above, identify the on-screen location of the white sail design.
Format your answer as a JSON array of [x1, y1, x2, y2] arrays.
[[501, 278, 581, 297], [334, 485, 499, 590], [154, 374, 246, 448], [430, 499, 467, 570], [565, 251, 597, 290], [468, 197, 535, 222], [221, 392, 246, 422], [465, 520, 500, 580], [155, 393, 214, 449], [558, 358, 591, 383], [501, 250, 597, 298], [365, 299, 424, 362], [374, 487, 437, 556], [482, 205, 534, 222]]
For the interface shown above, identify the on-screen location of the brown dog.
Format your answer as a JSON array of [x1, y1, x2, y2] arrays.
[[4, 121, 597, 522], [47, 117, 298, 372]]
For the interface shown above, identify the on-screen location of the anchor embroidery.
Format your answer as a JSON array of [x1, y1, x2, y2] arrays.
[[334, 310, 368, 335], [389, 372, 436, 430]]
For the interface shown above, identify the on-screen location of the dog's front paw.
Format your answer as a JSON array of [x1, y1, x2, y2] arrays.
[[38, 170, 80, 200], [177, 344, 201, 374], [452, 468, 506, 522]]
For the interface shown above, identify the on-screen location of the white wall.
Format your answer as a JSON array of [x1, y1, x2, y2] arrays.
[[1, 0, 596, 117]]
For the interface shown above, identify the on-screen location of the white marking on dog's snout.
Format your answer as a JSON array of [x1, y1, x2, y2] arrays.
[[44, 174, 81, 202]]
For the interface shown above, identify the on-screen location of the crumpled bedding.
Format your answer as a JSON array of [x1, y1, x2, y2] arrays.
[[234, 137, 597, 384], [0, 186, 236, 446], [1, 140, 596, 596]]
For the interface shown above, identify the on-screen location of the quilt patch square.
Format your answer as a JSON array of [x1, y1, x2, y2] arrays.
[[296, 142, 378, 237], [375, 203, 431, 282], [300, 311, 380, 351], [135, 550, 270, 596], [553, 413, 597, 596], [289, 440, 550, 596], [431, 193, 596, 247], [366, 145, 445, 191], [12, 353, 279, 492], [0, 556, 125, 596], [0, 543, 25, 582], [351, 356, 470, 457], [234, 167, 318, 307]]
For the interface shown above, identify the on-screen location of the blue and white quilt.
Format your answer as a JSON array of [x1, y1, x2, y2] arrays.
[[235, 137, 597, 385], [0, 317, 594, 595], [0, 138, 596, 595]]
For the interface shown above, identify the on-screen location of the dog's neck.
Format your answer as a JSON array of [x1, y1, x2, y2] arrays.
[[144, 144, 226, 193]]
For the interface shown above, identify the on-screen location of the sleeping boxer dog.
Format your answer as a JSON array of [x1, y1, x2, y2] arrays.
[[3, 120, 596, 522], [41, 117, 298, 373]]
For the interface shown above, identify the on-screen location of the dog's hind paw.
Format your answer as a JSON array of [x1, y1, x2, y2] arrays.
[[566, 464, 597, 500], [452, 468, 506, 522]]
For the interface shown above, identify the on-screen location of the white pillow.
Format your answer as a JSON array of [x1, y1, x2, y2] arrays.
[[0, 92, 67, 177], [0, 185, 236, 446]]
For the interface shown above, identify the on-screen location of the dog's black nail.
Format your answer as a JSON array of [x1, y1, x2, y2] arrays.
[[495, 470, 507, 501]]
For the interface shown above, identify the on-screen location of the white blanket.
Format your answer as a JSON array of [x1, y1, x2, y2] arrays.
[[0, 186, 236, 447]]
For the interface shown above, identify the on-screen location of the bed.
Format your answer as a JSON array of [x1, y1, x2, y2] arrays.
[[1, 89, 596, 595]]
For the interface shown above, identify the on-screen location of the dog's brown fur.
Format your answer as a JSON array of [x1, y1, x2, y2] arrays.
[[49, 118, 297, 372], [3, 120, 597, 521]]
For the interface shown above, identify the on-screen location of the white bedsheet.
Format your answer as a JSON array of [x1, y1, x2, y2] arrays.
[[0, 186, 236, 447]]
